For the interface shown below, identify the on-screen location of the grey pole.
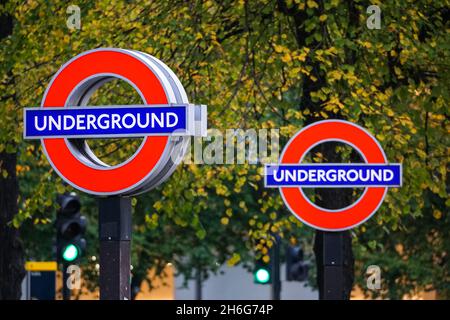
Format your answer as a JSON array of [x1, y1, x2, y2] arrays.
[[271, 234, 281, 300], [195, 268, 202, 300]]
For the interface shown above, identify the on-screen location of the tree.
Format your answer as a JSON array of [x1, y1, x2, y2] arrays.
[[0, 0, 25, 299], [0, 0, 448, 299]]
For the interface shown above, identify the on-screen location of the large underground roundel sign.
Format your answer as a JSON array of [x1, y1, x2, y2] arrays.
[[24, 49, 207, 196], [264, 120, 402, 231]]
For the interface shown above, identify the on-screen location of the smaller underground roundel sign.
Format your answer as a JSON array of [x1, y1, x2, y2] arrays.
[[23, 48, 207, 196], [264, 120, 402, 231]]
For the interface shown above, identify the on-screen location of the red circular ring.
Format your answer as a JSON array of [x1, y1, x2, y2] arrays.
[[280, 120, 387, 231], [42, 50, 169, 194]]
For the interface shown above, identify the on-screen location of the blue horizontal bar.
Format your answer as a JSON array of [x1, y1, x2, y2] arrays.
[[265, 164, 402, 187], [24, 105, 188, 139]]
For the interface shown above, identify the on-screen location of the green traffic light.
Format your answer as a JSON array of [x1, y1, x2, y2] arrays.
[[62, 244, 79, 262], [254, 268, 270, 284]]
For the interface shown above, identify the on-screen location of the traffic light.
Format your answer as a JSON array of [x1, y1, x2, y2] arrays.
[[286, 245, 308, 281], [254, 258, 272, 285], [55, 193, 86, 263]]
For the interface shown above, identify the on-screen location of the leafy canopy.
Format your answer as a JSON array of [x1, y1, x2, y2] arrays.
[[0, 0, 448, 298]]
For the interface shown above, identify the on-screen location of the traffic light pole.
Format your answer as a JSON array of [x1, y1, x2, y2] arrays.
[[271, 234, 281, 300], [195, 268, 202, 300], [62, 263, 70, 300], [98, 197, 132, 300]]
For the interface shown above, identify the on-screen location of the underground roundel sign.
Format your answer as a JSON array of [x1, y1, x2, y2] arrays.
[[23, 48, 207, 196], [264, 120, 402, 231]]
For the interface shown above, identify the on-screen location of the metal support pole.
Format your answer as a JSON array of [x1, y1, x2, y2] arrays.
[[24, 271, 31, 300], [62, 263, 70, 300], [98, 197, 132, 300], [195, 268, 202, 300], [271, 235, 281, 300], [322, 231, 345, 300]]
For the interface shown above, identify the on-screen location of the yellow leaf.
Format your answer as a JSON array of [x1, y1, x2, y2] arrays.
[[153, 201, 163, 210], [227, 253, 241, 266], [320, 111, 328, 119], [307, 0, 319, 9], [281, 53, 292, 63], [362, 41, 372, 49], [328, 70, 342, 81], [274, 44, 284, 53], [433, 210, 442, 220]]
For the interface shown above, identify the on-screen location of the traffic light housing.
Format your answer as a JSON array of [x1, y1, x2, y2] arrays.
[[286, 245, 308, 281], [55, 193, 86, 263], [254, 258, 272, 285]]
